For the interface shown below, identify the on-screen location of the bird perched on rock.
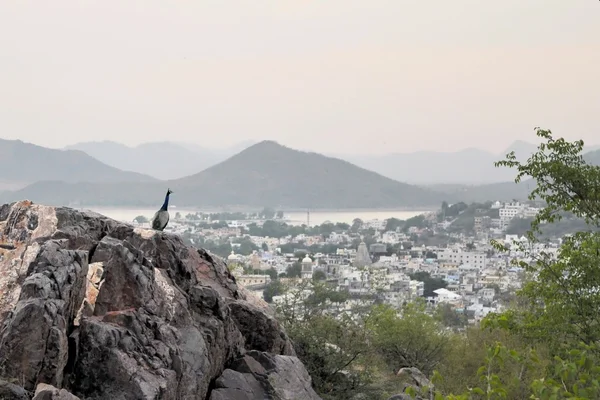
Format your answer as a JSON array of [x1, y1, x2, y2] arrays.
[[151, 188, 173, 231]]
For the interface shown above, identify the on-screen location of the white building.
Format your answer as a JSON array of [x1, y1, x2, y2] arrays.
[[499, 202, 525, 221], [438, 249, 487, 268]]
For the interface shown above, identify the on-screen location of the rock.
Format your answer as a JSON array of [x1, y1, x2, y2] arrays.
[[388, 367, 434, 400], [33, 383, 80, 400], [209, 350, 321, 400], [229, 300, 296, 356], [0, 201, 316, 400], [0, 379, 30, 400]]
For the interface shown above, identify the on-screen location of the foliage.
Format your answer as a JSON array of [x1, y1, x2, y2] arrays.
[[286, 262, 302, 278], [403, 215, 428, 232], [263, 280, 286, 303], [369, 301, 451, 376], [490, 128, 600, 348], [435, 303, 468, 329], [313, 270, 327, 281], [385, 217, 404, 232]]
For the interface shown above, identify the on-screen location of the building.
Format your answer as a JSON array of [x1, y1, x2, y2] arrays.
[[354, 241, 372, 268], [438, 248, 487, 268], [301, 254, 314, 280]]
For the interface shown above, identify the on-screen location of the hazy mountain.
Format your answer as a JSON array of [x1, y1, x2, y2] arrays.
[[341, 148, 512, 185], [66, 140, 259, 180], [428, 148, 600, 203], [65, 141, 222, 180], [4, 141, 456, 208], [584, 149, 600, 165], [0, 138, 155, 190], [340, 140, 599, 185]]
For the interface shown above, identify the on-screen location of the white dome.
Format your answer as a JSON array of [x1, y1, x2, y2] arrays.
[[228, 250, 237, 260], [302, 255, 312, 263]]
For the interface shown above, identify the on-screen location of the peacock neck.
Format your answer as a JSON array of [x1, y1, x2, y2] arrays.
[[161, 193, 170, 211]]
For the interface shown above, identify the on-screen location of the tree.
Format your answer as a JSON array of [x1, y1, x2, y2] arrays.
[[435, 303, 467, 329], [259, 207, 276, 220], [276, 210, 284, 219], [385, 218, 404, 232], [351, 218, 363, 233], [175, 212, 182, 220], [276, 281, 382, 399], [286, 262, 302, 278], [263, 280, 285, 303], [266, 267, 278, 281], [133, 215, 148, 223], [489, 128, 600, 348], [261, 242, 269, 251], [409, 271, 447, 297], [368, 301, 450, 376], [312, 270, 326, 281]]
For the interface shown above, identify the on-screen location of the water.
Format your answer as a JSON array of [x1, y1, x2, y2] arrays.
[[85, 207, 431, 226]]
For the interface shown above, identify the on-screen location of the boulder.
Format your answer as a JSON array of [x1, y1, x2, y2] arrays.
[[209, 350, 321, 400], [0, 201, 320, 400], [387, 367, 434, 400], [33, 383, 80, 400]]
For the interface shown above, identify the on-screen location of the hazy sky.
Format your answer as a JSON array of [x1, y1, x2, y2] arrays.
[[1, 1, 599, 155]]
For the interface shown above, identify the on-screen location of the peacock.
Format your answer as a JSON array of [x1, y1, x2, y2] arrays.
[[151, 188, 173, 231]]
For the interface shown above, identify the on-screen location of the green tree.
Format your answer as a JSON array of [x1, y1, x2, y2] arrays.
[[261, 242, 269, 251], [259, 206, 276, 219], [263, 280, 285, 303], [266, 267, 278, 281], [489, 128, 600, 349], [286, 262, 302, 278], [368, 301, 450, 376], [385, 217, 404, 232], [409, 271, 447, 297], [312, 270, 326, 281]]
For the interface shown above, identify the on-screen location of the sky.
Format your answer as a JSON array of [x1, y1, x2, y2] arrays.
[[1, 0, 599, 155]]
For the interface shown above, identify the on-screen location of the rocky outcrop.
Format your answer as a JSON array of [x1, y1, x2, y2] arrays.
[[387, 367, 434, 400], [0, 201, 321, 400]]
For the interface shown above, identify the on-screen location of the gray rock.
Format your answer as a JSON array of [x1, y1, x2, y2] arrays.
[[210, 351, 321, 400], [229, 300, 296, 356], [0, 379, 30, 400], [0, 201, 319, 400], [388, 367, 434, 400], [33, 383, 80, 400]]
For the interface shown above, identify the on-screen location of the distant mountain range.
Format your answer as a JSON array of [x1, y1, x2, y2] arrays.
[[1, 138, 599, 209], [65, 140, 257, 180], [3, 141, 455, 208], [0, 138, 155, 190], [339, 140, 600, 185], [65, 139, 600, 184]]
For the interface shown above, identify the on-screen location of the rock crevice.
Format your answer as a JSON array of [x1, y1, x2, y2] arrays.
[[0, 201, 321, 400]]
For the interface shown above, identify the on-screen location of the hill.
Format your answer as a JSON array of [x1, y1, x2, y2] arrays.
[[65, 140, 259, 180], [340, 140, 600, 185], [0, 138, 156, 189], [2, 141, 456, 208], [442, 148, 600, 203], [343, 148, 508, 185], [65, 140, 226, 180]]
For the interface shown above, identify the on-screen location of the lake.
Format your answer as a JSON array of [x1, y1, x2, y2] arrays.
[[85, 207, 432, 226]]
